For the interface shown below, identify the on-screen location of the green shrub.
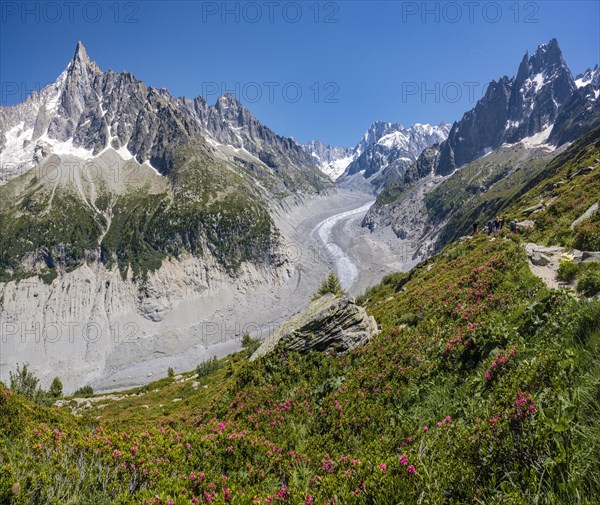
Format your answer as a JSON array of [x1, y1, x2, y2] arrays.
[[9, 363, 40, 402], [557, 259, 579, 281], [356, 271, 407, 304], [49, 377, 63, 398], [73, 385, 94, 396], [312, 272, 344, 300], [8, 363, 56, 405], [196, 356, 221, 378], [578, 264, 600, 296], [574, 300, 600, 344], [241, 333, 261, 355], [167, 367, 175, 378], [573, 214, 600, 251]]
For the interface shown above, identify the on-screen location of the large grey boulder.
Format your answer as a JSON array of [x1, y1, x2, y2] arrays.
[[250, 294, 378, 361], [570, 202, 598, 230]]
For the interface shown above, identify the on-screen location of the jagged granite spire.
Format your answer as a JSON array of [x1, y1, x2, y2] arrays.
[[435, 38, 576, 176], [1, 41, 325, 185]]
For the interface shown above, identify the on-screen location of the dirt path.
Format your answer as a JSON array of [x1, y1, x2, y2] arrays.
[[524, 243, 568, 290]]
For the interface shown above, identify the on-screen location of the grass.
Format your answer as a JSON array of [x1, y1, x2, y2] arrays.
[[505, 126, 600, 248], [2, 126, 599, 504]]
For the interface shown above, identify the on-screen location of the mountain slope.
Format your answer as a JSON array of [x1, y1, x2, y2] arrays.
[[364, 39, 599, 260], [0, 42, 334, 391], [0, 42, 329, 194], [548, 75, 600, 146], [3, 213, 599, 503]]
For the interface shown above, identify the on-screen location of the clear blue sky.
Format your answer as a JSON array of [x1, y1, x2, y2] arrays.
[[1, 1, 599, 146]]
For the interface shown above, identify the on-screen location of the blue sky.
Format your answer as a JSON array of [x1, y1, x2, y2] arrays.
[[1, 1, 599, 146]]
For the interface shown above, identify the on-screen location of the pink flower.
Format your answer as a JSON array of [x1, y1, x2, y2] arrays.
[[379, 463, 387, 473], [408, 465, 416, 475], [399, 454, 408, 465], [113, 450, 121, 457], [485, 370, 492, 380], [423, 426, 429, 432]]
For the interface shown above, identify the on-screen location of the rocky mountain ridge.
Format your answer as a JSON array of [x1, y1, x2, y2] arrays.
[[0, 42, 327, 192], [304, 122, 451, 191], [363, 39, 600, 258], [436, 39, 580, 176]]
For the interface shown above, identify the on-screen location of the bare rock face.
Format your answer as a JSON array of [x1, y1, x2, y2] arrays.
[[250, 293, 378, 361]]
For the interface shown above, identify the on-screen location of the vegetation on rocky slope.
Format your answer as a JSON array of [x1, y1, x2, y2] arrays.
[[368, 126, 600, 256], [2, 127, 600, 504], [0, 144, 282, 283], [2, 228, 599, 503], [506, 126, 600, 249]]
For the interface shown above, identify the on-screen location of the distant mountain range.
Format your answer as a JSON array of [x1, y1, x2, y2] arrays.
[[0, 42, 333, 285], [301, 140, 354, 181], [303, 122, 451, 190], [304, 39, 599, 195]]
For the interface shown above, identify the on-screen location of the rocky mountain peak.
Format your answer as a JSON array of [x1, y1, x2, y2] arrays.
[[72, 41, 91, 65], [575, 64, 600, 88], [435, 38, 576, 176], [65, 40, 101, 83], [530, 38, 564, 73], [1, 41, 326, 188]]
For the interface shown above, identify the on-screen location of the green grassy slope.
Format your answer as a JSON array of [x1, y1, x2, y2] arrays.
[[505, 126, 600, 249], [2, 229, 599, 504], [424, 143, 556, 248]]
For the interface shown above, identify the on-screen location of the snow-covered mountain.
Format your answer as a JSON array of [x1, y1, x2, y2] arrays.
[[548, 64, 600, 146], [435, 38, 578, 176], [336, 122, 451, 192], [0, 42, 326, 189], [362, 38, 600, 261], [301, 140, 354, 180], [575, 65, 600, 89]]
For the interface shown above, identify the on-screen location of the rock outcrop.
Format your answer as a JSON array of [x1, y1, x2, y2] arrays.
[[250, 293, 378, 361]]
